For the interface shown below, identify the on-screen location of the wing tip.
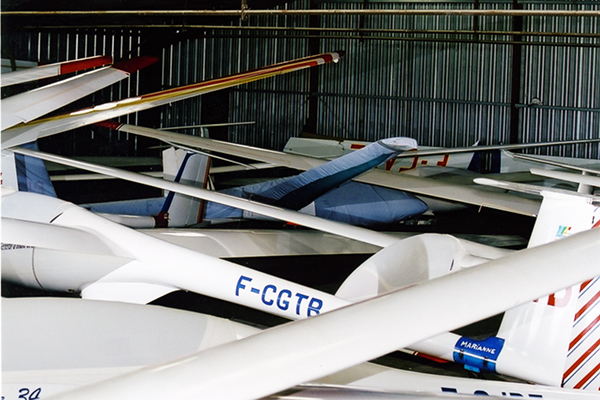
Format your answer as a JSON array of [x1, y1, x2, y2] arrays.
[[59, 55, 113, 74], [334, 50, 346, 58], [96, 120, 124, 130], [113, 56, 159, 74]]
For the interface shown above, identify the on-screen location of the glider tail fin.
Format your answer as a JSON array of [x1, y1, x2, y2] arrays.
[[496, 191, 600, 389], [230, 137, 417, 210], [158, 147, 211, 227], [1, 141, 56, 197]]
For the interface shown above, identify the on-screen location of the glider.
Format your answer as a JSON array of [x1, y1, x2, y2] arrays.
[[1, 51, 344, 149], [76, 136, 428, 228], [2, 48, 599, 397], [3, 226, 599, 399], [95, 123, 546, 216], [3, 146, 599, 391]]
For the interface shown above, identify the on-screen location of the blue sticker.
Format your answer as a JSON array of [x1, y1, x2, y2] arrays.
[[453, 336, 505, 373]]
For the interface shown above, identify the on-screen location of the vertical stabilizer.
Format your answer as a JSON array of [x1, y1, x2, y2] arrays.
[[527, 191, 598, 248], [159, 147, 211, 227], [563, 276, 600, 389], [495, 191, 600, 388], [1, 142, 56, 197]]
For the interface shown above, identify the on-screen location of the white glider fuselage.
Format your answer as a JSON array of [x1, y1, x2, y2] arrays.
[[1, 190, 349, 316]]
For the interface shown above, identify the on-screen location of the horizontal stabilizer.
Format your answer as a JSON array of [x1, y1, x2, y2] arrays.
[[530, 168, 600, 187], [473, 177, 599, 200], [395, 138, 600, 159], [104, 123, 326, 171], [510, 152, 600, 175], [284, 136, 600, 160]]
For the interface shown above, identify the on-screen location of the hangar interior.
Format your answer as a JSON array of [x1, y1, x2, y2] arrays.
[[3, 0, 599, 157], [2, 1, 600, 391], [2, 0, 599, 236]]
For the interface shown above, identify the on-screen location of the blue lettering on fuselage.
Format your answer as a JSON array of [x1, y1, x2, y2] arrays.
[[277, 289, 291, 310], [441, 387, 543, 397], [235, 275, 323, 317]]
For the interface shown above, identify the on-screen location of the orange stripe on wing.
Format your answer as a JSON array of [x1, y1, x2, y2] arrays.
[[144, 52, 339, 99]]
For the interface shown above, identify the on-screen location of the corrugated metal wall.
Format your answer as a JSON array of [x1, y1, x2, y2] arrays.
[[140, 9, 314, 150], [314, 1, 514, 149], [225, 0, 599, 159], [520, 2, 600, 158], [3, 0, 599, 160]]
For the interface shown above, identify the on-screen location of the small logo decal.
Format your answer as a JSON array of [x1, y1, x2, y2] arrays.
[[453, 336, 505, 373], [556, 225, 572, 239]]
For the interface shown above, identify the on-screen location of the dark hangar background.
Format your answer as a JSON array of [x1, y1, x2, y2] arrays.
[[3, 0, 599, 159], [2, 0, 598, 238]]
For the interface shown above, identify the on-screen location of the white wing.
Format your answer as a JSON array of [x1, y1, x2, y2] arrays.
[[49, 228, 600, 400], [0, 55, 112, 87], [10, 146, 397, 248], [106, 124, 542, 216], [1, 56, 157, 130]]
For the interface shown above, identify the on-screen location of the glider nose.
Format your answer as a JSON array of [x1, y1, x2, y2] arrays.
[[378, 137, 418, 152]]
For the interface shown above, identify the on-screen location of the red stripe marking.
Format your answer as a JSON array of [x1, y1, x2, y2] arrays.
[[564, 337, 600, 381], [436, 154, 450, 167], [113, 56, 158, 74], [385, 158, 396, 171], [575, 289, 600, 321], [414, 352, 450, 364], [59, 55, 113, 74], [570, 314, 600, 350], [399, 157, 418, 172], [197, 157, 212, 224], [82, 64, 311, 112], [95, 121, 124, 130], [139, 55, 333, 100], [573, 359, 600, 389], [581, 279, 594, 293], [26, 52, 341, 127]]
